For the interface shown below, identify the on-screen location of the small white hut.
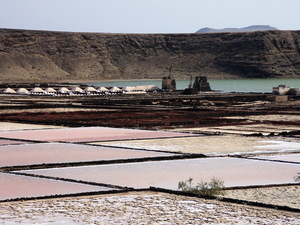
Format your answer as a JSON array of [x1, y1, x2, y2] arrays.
[[272, 84, 299, 96]]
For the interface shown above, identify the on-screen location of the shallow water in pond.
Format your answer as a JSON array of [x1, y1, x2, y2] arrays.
[[254, 153, 300, 163], [19, 158, 300, 189], [0, 143, 179, 168], [0, 173, 115, 201], [0, 127, 199, 143]]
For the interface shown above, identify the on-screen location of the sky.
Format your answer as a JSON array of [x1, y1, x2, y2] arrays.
[[0, 0, 299, 33]]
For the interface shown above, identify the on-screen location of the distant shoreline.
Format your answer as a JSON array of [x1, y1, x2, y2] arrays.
[[2, 77, 300, 87]]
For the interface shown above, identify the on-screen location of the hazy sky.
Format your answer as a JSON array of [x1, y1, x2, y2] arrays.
[[1, 0, 299, 33]]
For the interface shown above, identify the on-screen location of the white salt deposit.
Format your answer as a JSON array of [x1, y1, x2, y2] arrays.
[[0, 193, 299, 224]]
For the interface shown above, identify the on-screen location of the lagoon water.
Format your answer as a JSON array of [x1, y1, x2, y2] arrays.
[[85, 78, 300, 93]]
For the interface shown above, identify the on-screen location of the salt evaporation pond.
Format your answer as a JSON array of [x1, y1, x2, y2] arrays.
[[94, 136, 300, 156], [19, 158, 300, 189], [0, 127, 199, 143], [254, 153, 300, 163], [254, 140, 300, 152], [0, 122, 64, 132], [0, 173, 116, 201], [0, 143, 179, 168], [0, 139, 30, 146]]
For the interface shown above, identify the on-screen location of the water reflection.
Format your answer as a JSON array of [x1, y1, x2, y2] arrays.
[[0, 143, 179, 168], [19, 158, 300, 189], [0, 173, 114, 201]]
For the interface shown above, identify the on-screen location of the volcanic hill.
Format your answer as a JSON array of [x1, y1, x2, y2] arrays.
[[196, 25, 278, 33], [1, 29, 300, 82]]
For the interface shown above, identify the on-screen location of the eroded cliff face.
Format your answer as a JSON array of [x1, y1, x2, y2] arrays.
[[0, 29, 300, 82]]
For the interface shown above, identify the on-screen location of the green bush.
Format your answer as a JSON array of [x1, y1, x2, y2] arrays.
[[178, 177, 225, 196]]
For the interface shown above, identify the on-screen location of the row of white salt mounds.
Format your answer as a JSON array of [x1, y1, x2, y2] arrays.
[[65, 86, 110, 94], [2, 86, 106, 95], [2, 85, 160, 95], [124, 85, 160, 93]]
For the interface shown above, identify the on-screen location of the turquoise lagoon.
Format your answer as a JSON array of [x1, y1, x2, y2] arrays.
[[85, 78, 300, 93]]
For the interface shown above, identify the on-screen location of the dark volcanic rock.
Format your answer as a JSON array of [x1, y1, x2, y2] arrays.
[[0, 29, 300, 81]]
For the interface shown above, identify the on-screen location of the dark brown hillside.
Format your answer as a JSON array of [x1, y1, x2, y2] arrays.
[[0, 29, 300, 82]]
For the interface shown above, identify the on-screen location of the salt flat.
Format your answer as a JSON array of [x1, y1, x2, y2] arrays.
[[224, 186, 300, 210], [1, 124, 299, 224], [0, 122, 64, 132], [0, 127, 199, 143], [0, 192, 299, 225], [0, 138, 31, 146], [0, 172, 115, 201], [18, 158, 300, 189], [253, 153, 300, 163], [0, 143, 179, 168], [172, 123, 300, 135], [95, 135, 300, 156]]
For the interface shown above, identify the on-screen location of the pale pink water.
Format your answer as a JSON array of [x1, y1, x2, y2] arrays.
[[19, 158, 300, 189], [254, 153, 300, 163], [0, 173, 115, 201], [0, 127, 199, 142], [0, 143, 178, 167]]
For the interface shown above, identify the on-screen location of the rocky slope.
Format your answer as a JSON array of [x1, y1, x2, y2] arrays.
[[196, 25, 278, 33], [0, 29, 300, 82]]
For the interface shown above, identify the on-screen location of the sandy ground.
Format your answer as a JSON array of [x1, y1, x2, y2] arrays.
[[172, 124, 300, 135], [226, 114, 300, 122], [223, 186, 300, 210], [0, 122, 64, 132], [97, 135, 300, 156], [0, 192, 300, 225]]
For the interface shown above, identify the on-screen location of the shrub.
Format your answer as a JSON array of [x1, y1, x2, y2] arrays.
[[178, 177, 225, 196]]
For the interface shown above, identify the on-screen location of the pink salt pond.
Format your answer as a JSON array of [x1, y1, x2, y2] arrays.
[[19, 158, 300, 190], [254, 153, 300, 163], [0, 127, 199, 143], [0, 143, 179, 168], [0, 172, 116, 201], [0, 138, 30, 146]]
